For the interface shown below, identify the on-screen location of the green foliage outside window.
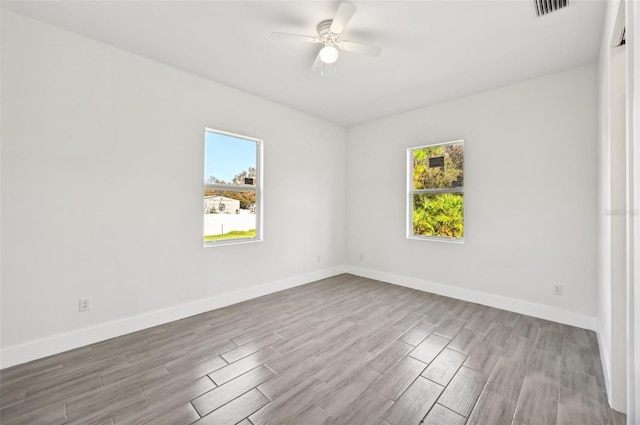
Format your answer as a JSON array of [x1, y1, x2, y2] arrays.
[[413, 144, 463, 190], [413, 193, 464, 238], [411, 142, 464, 239]]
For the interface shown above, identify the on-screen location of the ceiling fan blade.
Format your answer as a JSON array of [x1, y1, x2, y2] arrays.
[[271, 32, 319, 43], [341, 40, 382, 57], [330, 2, 356, 34], [311, 52, 322, 72]]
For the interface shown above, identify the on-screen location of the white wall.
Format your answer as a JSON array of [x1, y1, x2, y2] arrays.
[[346, 63, 599, 328], [0, 11, 347, 367]]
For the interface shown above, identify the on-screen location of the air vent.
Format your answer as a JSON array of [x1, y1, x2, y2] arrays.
[[535, 0, 568, 17]]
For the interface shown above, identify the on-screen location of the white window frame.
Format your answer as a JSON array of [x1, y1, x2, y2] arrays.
[[203, 128, 263, 247], [407, 139, 464, 243]]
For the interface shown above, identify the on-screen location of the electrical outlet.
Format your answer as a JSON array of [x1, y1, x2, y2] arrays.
[[359, 253, 363, 261], [553, 285, 563, 296], [317, 256, 321, 263], [79, 297, 92, 312]]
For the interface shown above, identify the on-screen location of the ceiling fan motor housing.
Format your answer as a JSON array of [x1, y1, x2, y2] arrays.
[[317, 20, 333, 38], [317, 19, 342, 48]]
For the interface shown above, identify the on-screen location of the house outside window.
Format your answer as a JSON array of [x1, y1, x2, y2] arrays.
[[407, 140, 464, 242], [204, 128, 263, 246]]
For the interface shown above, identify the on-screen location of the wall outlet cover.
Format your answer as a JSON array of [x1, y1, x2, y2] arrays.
[[79, 297, 92, 312]]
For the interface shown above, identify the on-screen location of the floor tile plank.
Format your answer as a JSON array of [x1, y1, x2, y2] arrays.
[[317, 365, 381, 417], [561, 341, 595, 376], [279, 403, 332, 425], [438, 366, 487, 417], [526, 348, 562, 383], [409, 334, 450, 364], [513, 376, 559, 425], [152, 356, 226, 395], [0, 401, 67, 425], [484, 356, 526, 401], [328, 389, 393, 425], [195, 388, 269, 425], [466, 389, 516, 425], [208, 347, 280, 385], [66, 388, 146, 425], [221, 333, 283, 363], [391, 312, 426, 332], [191, 364, 275, 417], [0, 363, 64, 388], [0, 388, 26, 410], [422, 347, 467, 387], [372, 355, 426, 400], [365, 340, 414, 374], [434, 317, 466, 339], [114, 376, 214, 425], [258, 355, 326, 401], [501, 335, 533, 362], [70, 366, 168, 415], [381, 376, 443, 425], [563, 326, 591, 349], [422, 403, 466, 425], [482, 322, 512, 348], [447, 328, 481, 354], [140, 403, 200, 425], [181, 328, 242, 353], [463, 341, 502, 376], [399, 322, 436, 346], [559, 368, 602, 416], [512, 317, 539, 340], [165, 340, 235, 374], [534, 329, 563, 355], [249, 377, 328, 425]]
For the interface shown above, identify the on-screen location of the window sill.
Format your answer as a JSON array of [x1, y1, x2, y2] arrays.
[[203, 238, 262, 248], [407, 235, 464, 244]]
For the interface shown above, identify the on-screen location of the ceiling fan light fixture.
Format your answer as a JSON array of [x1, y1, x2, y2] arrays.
[[271, 2, 381, 72], [319, 45, 339, 64]]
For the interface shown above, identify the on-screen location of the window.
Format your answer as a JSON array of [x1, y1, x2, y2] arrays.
[[408, 140, 464, 241], [204, 128, 262, 246]]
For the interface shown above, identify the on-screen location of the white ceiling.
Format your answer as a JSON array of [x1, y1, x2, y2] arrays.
[[1, 0, 606, 127]]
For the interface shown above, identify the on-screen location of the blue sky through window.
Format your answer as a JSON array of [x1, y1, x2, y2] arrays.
[[205, 131, 256, 183]]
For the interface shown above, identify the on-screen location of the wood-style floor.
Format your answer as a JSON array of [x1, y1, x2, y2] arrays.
[[0, 274, 626, 425]]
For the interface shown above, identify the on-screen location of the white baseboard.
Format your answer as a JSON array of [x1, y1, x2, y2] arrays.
[[0, 266, 347, 369], [1, 265, 599, 369], [346, 266, 598, 331]]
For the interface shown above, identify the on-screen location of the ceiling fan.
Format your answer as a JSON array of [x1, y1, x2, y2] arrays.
[[271, 2, 382, 73]]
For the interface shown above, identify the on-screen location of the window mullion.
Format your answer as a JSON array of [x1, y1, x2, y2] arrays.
[[204, 183, 257, 192], [412, 188, 463, 195]]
